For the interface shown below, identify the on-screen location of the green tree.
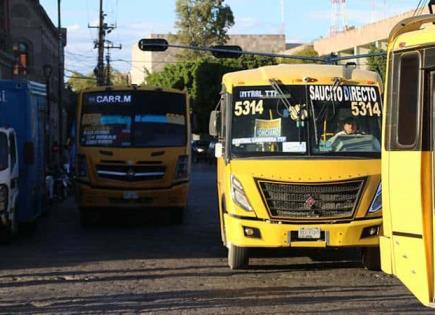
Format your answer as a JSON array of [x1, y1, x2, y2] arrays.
[[173, 0, 234, 58], [67, 68, 129, 92], [66, 71, 96, 92], [367, 45, 387, 82], [146, 55, 276, 132], [278, 46, 319, 64]]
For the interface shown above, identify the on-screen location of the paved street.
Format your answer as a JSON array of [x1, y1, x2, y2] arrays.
[[0, 164, 430, 314]]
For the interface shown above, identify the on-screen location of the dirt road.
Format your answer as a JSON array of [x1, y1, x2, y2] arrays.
[[0, 164, 429, 314]]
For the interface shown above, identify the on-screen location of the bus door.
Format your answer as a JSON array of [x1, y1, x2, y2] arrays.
[[386, 50, 434, 306]]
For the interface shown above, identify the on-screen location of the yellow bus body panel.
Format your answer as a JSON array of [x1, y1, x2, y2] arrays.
[[75, 86, 190, 210], [217, 64, 383, 251], [381, 14, 435, 307]]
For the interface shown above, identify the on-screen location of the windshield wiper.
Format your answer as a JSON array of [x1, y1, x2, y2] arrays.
[[269, 79, 306, 143]]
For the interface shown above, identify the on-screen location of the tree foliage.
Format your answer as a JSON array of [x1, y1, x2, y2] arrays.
[[146, 55, 276, 132], [278, 46, 319, 64], [67, 68, 129, 92], [367, 45, 387, 82], [173, 0, 234, 58]]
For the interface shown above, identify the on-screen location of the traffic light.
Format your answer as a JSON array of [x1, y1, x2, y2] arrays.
[[211, 45, 243, 59], [138, 38, 169, 52]]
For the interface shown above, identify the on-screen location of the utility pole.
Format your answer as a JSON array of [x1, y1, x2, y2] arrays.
[[89, 0, 118, 86], [57, 0, 63, 152], [104, 40, 122, 86]]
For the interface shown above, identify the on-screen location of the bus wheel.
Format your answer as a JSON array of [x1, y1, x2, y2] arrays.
[[228, 243, 249, 270], [361, 247, 381, 271], [171, 207, 184, 225]]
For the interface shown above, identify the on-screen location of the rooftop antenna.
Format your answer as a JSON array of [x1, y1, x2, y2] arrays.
[[280, 0, 285, 35], [330, 0, 348, 36]]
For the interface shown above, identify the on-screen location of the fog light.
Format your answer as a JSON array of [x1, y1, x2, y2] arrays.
[[244, 227, 254, 236], [243, 226, 261, 238], [361, 225, 380, 239]]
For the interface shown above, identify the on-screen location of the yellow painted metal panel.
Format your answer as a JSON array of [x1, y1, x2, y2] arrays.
[[223, 213, 381, 248], [392, 235, 432, 307]]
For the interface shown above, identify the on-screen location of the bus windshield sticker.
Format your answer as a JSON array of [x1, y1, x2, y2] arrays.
[[100, 115, 131, 126], [255, 118, 282, 138], [134, 114, 186, 125], [166, 113, 186, 125], [232, 137, 287, 145], [283, 141, 307, 153]]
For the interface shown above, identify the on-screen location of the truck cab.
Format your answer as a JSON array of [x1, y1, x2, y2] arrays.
[[0, 128, 19, 241]]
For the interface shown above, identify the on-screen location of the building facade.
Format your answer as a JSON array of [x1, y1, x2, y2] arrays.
[[7, 0, 68, 145], [313, 8, 429, 68], [130, 34, 286, 84], [0, 0, 13, 79]]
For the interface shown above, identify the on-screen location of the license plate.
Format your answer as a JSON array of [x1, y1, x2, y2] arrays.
[[123, 191, 139, 200], [298, 227, 321, 239]]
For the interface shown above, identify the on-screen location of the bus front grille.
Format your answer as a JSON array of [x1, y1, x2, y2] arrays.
[[257, 179, 365, 220], [96, 164, 166, 181]]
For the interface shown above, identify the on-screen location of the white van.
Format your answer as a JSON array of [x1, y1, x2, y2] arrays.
[[0, 128, 19, 241]]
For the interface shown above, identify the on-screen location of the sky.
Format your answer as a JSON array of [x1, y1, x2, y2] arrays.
[[39, 0, 421, 76]]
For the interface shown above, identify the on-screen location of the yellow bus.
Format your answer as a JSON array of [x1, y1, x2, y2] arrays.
[[380, 12, 435, 307], [75, 86, 190, 225], [209, 64, 383, 269]]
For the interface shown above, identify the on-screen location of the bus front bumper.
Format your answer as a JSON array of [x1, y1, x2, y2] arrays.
[[224, 213, 382, 248], [76, 181, 189, 209]]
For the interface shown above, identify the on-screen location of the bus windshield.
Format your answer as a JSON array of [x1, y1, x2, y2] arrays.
[[0, 133, 8, 171], [80, 90, 187, 148], [230, 84, 381, 158]]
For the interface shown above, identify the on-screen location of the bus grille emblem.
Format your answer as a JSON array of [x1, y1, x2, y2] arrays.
[[305, 196, 316, 208]]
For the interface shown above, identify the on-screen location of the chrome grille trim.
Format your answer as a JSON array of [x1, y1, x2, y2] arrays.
[[257, 178, 365, 220]]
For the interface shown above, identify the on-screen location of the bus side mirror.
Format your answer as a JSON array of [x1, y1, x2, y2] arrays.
[[209, 110, 220, 137], [215, 142, 223, 158], [23, 142, 34, 165]]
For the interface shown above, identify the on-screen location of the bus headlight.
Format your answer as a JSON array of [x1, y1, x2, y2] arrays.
[[77, 154, 88, 177], [0, 185, 8, 212], [231, 175, 253, 212], [175, 155, 189, 179], [368, 183, 382, 213]]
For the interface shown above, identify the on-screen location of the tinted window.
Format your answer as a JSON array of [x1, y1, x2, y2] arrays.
[[0, 133, 8, 171], [397, 53, 420, 146], [80, 90, 187, 147]]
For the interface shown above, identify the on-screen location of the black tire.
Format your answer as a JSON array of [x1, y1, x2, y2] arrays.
[[361, 247, 381, 271], [171, 207, 184, 225], [228, 243, 249, 270], [0, 209, 18, 244]]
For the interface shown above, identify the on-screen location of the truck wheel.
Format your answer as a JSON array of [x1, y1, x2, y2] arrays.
[[361, 247, 381, 271], [0, 209, 18, 244], [228, 243, 249, 270], [171, 207, 184, 225]]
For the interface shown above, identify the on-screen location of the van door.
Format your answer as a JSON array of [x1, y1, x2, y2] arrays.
[[386, 51, 434, 306]]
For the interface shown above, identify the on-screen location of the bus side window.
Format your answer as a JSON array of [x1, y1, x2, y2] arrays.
[[388, 51, 421, 150]]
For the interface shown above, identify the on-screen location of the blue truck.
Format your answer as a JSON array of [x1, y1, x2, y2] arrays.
[[0, 80, 47, 236]]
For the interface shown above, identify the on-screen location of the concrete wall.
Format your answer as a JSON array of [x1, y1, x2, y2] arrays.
[[313, 8, 429, 68]]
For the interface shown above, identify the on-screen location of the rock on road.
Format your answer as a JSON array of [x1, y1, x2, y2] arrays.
[[0, 164, 430, 314]]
